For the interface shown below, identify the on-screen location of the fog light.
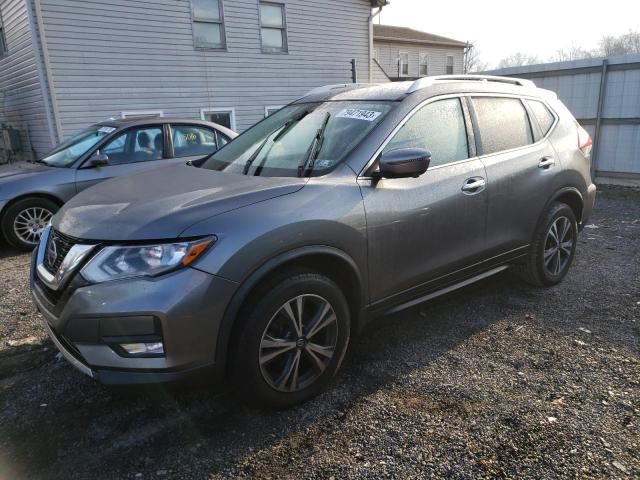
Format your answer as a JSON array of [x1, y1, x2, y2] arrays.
[[120, 342, 164, 355]]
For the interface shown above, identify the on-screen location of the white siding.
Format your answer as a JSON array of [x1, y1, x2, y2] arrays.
[[0, 0, 52, 159], [373, 40, 464, 78], [38, 0, 372, 135]]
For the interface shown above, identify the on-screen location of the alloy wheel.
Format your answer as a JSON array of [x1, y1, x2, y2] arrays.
[[543, 216, 573, 276], [13, 207, 53, 245], [259, 294, 339, 393]]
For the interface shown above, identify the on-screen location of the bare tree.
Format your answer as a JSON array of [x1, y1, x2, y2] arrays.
[[598, 30, 640, 56], [497, 52, 540, 69], [551, 46, 593, 62], [463, 43, 488, 73]]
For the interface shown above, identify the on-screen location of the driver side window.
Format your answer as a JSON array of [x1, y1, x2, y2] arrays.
[[383, 98, 469, 168], [99, 127, 164, 165]]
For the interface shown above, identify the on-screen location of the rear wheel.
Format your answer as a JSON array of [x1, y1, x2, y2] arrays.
[[231, 272, 351, 408], [517, 202, 577, 287], [1, 198, 58, 251]]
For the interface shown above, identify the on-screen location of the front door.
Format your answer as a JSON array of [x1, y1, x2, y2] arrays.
[[75, 125, 176, 192], [359, 97, 488, 303]]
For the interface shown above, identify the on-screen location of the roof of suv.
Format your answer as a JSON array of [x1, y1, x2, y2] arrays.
[[297, 75, 556, 104]]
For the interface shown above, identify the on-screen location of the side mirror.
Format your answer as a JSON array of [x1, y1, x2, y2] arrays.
[[374, 148, 431, 179], [88, 151, 110, 168]]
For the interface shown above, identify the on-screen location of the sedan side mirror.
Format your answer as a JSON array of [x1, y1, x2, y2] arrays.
[[88, 151, 110, 168], [374, 148, 431, 179]]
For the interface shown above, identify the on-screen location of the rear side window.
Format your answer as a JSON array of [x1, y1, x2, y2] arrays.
[[527, 99, 555, 136], [472, 97, 533, 155], [171, 125, 218, 158], [383, 98, 469, 168]]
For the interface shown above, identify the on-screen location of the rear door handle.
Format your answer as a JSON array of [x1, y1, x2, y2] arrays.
[[538, 157, 555, 169], [461, 177, 486, 194]]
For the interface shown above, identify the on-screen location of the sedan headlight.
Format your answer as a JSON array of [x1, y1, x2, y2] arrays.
[[80, 237, 215, 283]]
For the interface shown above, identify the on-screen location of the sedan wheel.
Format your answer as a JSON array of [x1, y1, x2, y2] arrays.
[[13, 206, 54, 246], [2, 197, 59, 251]]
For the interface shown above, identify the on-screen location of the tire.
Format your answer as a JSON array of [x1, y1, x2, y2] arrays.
[[231, 272, 351, 408], [1, 197, 59, 251], [517, 202, 578, 287]]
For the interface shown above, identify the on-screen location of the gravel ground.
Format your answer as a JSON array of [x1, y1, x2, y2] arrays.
[[0, 186, 638, 480]]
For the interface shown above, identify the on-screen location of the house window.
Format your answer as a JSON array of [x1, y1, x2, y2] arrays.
[[399, 52, 409, 77], [446, 55, 454, 74], [201, 108, 236, 131], [0, 10, 7, 57], [192, 0, 226, 49], [419, 53, 428, 76], [265, 106, 283, 117], [121, 110, 163, 118], [259, 2, 287, 53]]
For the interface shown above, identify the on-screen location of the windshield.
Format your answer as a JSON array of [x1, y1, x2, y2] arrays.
[[200, 101, 393, 177], [40, 125, 116, 167]]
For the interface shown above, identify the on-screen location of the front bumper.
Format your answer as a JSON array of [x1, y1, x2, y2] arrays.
[[30, 235, 238, 384]]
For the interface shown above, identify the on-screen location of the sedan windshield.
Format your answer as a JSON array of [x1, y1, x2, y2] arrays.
[[200, 101, 393, 177], [40, 125, 116, 167]]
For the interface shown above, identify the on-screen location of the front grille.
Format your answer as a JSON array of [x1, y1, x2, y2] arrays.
[[44, 229, 77, 274]]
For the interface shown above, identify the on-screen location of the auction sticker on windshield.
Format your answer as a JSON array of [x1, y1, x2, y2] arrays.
[[98, 127, 117, 134], [336, 109, 382, 122]]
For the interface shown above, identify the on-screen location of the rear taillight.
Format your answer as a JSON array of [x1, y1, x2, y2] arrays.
[[577, 125, 592, 157]]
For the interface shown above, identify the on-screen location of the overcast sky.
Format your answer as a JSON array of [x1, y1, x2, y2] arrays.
[[377, 0, 640, 68]]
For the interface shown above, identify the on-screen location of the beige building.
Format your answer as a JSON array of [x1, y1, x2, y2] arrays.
[[373, 25, 467, 81]]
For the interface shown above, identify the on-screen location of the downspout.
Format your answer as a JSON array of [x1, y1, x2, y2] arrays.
[[24, 0, 56, 147], [33, 0, 63, 142], [368, 6, 383, 83]]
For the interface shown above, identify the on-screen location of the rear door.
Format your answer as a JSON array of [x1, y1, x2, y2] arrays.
[[75, 125, 172, 192], [470, 95, 558, 262], [360, 96, 488, 303]]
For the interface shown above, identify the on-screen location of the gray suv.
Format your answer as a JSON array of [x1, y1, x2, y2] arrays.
[[30, 76, 596, 407]]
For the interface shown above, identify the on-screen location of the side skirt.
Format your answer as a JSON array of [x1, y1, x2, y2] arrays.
[[383, 265, 509, 316]]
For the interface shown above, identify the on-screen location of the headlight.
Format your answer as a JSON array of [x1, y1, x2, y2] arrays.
[[80, 237, 215, 283]]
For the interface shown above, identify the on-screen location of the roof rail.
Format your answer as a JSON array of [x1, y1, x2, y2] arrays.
[[300, 83, 373, 99], [407, 75, 536, 94]]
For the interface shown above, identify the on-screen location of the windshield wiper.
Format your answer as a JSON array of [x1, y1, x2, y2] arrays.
[[243, 110, 310, 175], [298, 112, 331, 177]]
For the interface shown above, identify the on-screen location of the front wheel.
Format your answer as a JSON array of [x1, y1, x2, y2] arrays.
[[517, 202, 578, 287], [1, 197, 58, 251], [231, 272, 351, 408]]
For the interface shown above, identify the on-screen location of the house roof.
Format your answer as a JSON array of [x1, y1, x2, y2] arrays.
[[373, 25, 467, 48]]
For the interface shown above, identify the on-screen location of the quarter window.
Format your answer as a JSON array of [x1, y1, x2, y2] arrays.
[[419, 53, 428, 76], [171, 125, 218, 157], [192, 0, 226, 49], [383, 98, 469, 168], [259, 2, 287, 53], [472, 97, 533, 155], [527, 99, 555, 137]]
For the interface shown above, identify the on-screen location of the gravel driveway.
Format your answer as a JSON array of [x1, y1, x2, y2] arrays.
[[0, 186, 638, 479]]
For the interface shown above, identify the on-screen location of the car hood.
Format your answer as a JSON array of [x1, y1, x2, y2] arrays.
[[0, 162, 55, 183], [54, 164, 307, 241]]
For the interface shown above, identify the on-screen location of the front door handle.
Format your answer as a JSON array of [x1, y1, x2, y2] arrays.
[[461, 177, 486, 194], [539, 157, 556, 169]]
